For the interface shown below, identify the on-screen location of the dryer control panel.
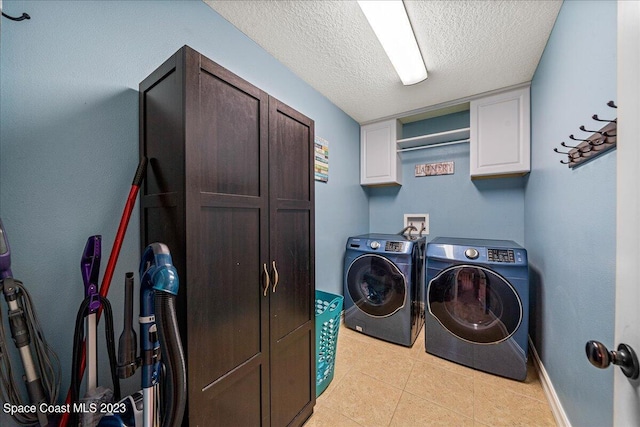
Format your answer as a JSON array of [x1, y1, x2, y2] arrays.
[[426, 237, 527, 266]]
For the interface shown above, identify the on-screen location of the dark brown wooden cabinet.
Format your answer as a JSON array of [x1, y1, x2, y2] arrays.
[[139, 45, 315, 427]]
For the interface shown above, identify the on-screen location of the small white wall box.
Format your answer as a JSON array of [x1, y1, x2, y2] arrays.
[[404, 214, 429, 235]]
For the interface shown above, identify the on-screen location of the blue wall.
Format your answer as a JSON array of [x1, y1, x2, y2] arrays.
[[0, 1, 364, 422], [526, 1, 617, 426], [369, 112, 525, 244]]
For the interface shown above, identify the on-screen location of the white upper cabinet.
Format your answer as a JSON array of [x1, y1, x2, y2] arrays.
[[360, 85, 530, 183], [361, 119, 402, 186], [470, 86, 530, 178]]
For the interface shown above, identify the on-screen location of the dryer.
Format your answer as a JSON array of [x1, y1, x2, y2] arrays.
[[343, 233, 425, 347], [425, 237, 529, 380]]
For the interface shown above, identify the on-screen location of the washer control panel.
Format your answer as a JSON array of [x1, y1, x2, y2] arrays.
[[488, 248, 516, 263], [385, 241, 406, 252], [346, 234, 418, 255]]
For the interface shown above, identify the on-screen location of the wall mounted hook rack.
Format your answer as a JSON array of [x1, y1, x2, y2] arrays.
[[554, 101, 617, 168]]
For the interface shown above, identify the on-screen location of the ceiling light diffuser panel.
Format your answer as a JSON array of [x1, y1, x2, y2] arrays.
[[358, 0, 428, 85]]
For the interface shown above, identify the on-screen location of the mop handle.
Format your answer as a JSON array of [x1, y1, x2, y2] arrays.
[[60, 157, 147, 427], [100, 157, 147, 304]]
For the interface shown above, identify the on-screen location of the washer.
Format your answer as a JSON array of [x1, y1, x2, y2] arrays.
[[425, 237, 529, 380], [343, 233, 425, 347]]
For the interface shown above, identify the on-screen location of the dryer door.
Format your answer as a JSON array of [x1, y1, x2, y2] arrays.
[[427, 265, 522, 344], [346, 254, 406, 317]]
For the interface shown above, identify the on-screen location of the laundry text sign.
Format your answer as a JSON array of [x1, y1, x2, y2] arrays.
[[415, 161, 454, 177]]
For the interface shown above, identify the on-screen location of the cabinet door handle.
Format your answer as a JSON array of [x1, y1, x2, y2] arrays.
[[271, 261, 279, 293], [262, 263, 271, 297]]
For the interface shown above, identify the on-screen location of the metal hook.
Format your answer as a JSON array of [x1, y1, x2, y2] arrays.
[[592, 114, 617, 124], [560, 141, 579, 149], [589, 137, 608, 147], [579, 125, 614, 138], [607, 100, 617, 109], [1, 12, 30, 21], [560, 158, 572, 165], [569, 134, 593, 143], [561, 141, 590, 153], [554, 147, 581, 157]]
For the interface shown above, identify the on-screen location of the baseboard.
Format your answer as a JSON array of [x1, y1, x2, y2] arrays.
[[529, 337, 572, 427]]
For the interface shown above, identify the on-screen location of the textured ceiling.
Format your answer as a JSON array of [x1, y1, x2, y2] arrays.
[[204, 0, 562, 124]]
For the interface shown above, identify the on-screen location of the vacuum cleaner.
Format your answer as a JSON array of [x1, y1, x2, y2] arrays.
[[70, 235, 121, 427], [97, 243, 186, 427], [0, 217, 61, 426]]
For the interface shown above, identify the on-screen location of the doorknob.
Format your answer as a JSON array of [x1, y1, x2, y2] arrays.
[[585, 340, 640, 380]]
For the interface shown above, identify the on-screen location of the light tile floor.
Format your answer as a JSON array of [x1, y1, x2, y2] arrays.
[[305, 323, 557, 427]]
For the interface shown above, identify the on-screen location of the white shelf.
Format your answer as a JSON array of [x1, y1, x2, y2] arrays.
[[396, 127, 470, 151]]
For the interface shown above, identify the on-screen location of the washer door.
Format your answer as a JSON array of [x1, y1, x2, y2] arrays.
[[427, 265, 522, 344], [346, 254, 406, 317]]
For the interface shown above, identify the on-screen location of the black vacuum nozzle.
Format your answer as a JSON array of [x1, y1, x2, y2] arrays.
[[117, 272, 138, 379]]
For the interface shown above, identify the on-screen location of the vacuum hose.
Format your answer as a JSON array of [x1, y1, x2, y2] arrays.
[[154, 292, 186, 427]]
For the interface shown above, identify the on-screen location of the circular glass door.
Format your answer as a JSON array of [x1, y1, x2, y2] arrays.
[[427, 265, 522, 344], [346, 254, 406, 317]]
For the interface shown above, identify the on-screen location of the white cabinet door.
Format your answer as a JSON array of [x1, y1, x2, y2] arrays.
[[470, 86, 530, 178], [361, 119, 402, 186]]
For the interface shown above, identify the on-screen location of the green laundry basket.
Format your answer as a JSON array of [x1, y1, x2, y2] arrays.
[[315, 290, 343, 397]]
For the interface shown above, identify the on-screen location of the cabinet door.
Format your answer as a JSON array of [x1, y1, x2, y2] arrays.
[[470, 86, 530, 178], [268, 98, 316, 427], [360, 119, 402, 186], [187, 51, 271, 427]]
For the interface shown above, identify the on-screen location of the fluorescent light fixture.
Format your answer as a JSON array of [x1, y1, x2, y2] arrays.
[[358, 0, 427, 85]]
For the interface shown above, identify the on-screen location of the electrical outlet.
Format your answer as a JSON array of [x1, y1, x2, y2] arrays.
[[403, 214, 429, 235]]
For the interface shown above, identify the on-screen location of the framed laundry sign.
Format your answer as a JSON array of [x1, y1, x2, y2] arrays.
[[415, 161, 454, 177], [315, 136, 329, 182]]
